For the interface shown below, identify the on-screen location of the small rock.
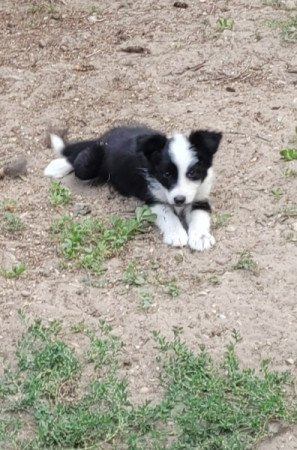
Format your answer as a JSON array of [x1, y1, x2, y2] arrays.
[[226, 225, 236, 233], [21, 291, 30, 298], [215, 257, 230, 266], [88, 15, 98, 23], [174, 254, 183, 263], [123, 359, 132, 367], [72, 203, 91, 216], [268, 421, 282, 434], [140, 386, 149, 394], [292, 222, 297, 232], [286, 358, 295, 365], [38, 39, 46, 48], [173, 1, 188, 8]]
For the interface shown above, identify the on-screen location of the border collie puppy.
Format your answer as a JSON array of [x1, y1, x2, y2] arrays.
[[44, 125, 222, 251]]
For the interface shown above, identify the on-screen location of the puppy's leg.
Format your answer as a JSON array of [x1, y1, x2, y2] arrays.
[[186, 201, 215, 251], [150, 204, 188, 247], [72, 142, 105, 180]]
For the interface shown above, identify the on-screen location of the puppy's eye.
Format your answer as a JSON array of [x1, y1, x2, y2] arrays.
[[187, 168, 197, 179], [163, 171, 172, 179]]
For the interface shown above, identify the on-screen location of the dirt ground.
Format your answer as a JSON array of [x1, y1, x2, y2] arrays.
[[1, 0, 297, 448]]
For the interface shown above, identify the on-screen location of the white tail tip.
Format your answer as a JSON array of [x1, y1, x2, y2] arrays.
[[50, 134, 65, 156], [44, 158, 73, 178]]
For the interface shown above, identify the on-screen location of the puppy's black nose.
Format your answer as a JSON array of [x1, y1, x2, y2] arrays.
[[174, 195, 186, 205]]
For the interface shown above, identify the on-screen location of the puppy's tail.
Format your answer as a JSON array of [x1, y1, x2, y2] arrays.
[[44, 134, 73, 178], [50, 133, 66, 156]]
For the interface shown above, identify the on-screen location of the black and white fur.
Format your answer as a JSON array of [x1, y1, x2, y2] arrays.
[[44, 125, 222, 251]]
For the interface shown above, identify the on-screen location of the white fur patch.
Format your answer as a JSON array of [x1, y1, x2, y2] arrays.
[[194, 168, 214, 201], [187, 209, 215, 251], [44, 158, 73, 178], [151, 204, 188, 247], [168, 134, 198, 204], [147, 177, 168, 203], [50, 134, 65, 156]]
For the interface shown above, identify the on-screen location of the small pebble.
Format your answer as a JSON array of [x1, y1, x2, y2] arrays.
[[286, 358, 295, 365], [140, 386, 149, 394], [268, 421, 282, 434], [21, 291, 30, 298], [88, 15, 98, 23], [72, 203, 91, 216]]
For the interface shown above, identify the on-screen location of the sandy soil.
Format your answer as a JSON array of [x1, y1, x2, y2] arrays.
[[1, 1, 297, 447]]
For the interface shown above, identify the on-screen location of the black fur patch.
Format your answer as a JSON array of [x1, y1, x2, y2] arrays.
[[191, 201, 212, 212]]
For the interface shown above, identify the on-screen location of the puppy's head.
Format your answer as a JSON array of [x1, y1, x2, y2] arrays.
[[137, 130, 222, 206]]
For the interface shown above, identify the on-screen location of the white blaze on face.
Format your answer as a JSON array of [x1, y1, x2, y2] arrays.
[[168, 133, 198, 204]]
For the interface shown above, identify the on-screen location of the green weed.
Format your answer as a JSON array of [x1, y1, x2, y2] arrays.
[[30, 3, 58, 15], [233, 251, 258, 272], [50, 206, 156, 272], [216, 17, 235, 31], [280, 205, 297, 218], [271, 186, 283, 199], [138, 289, 153, 311], [213, 212, 232, 228], [280, 148, 297, 160], [0, 211, 24, 233], [0, 199, 24, 233], [281, 15, 297, 41], [267, 15, 297, 41], [284, 167, 297, 177], [164, 281, 181, 297], [1, 319, 297, 449], [286, 231, 297, 242], [122, 262, 146, 286], [208, 275, 221, 286], [49, 181, 71, 207], [30, 3, 45, 14], [0, 262, 26, 279], [284, 168, 297, 178], [156, 275, 181, 298]]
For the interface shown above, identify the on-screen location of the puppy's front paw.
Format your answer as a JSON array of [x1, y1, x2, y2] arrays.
[[188, 232, 215, 251], [163, 227, 188, 247]]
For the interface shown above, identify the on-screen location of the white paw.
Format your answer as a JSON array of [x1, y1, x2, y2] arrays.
[[163, 227, 188, 247], [44, 158, 73, 178], [188, 232, 215, 251]]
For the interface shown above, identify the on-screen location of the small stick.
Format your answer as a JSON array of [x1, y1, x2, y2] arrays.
[[174, 61, 206, 76]]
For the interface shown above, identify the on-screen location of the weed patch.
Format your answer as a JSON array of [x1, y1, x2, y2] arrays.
[[213, 212, 232, 228], [0, 199, 24, 233], [50, 206, 156, 273], [233, 251, 258, 273], [280, 148, 297, 160], [281, 15, 297, 41], [122, 262, 146, 286], [284, 167, 297, 177], [0, 262, 26, 279], [279, 205, 297, 219], [216, 17, 235, 31], [267, 15, 297, 42], [49, 181, 71, 207], [271, 186, 283, 200], [1, 319, 297, 449]]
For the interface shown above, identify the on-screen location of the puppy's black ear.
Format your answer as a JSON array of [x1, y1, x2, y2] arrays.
[[189, 130, 222, 156], [136, 134, 167, 162]]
